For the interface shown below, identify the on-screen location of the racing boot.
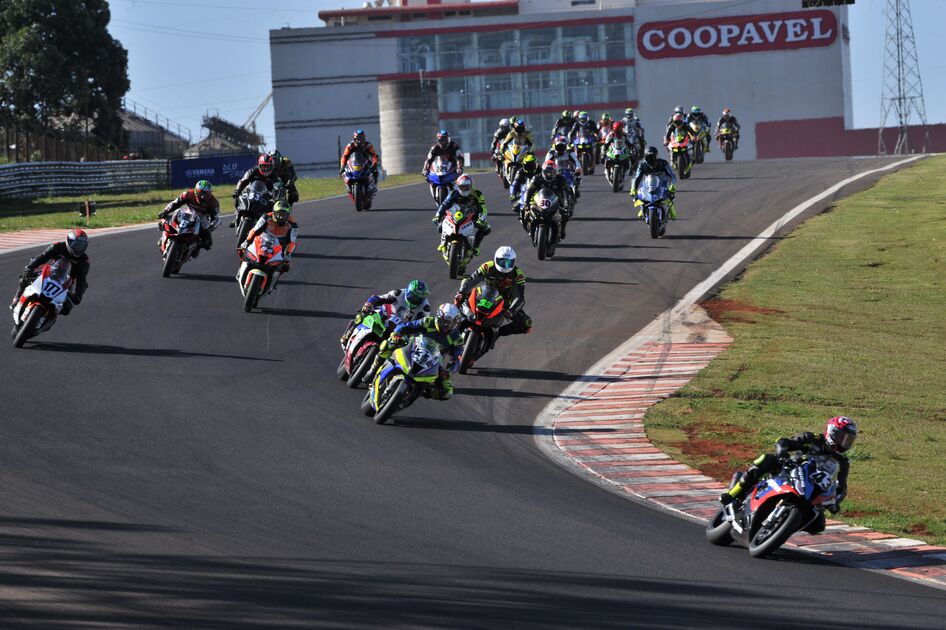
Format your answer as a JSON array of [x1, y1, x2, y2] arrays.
[[668, 200, 677, 221]]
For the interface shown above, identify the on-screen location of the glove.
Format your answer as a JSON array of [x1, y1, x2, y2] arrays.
[[280, 262, 291, 273], [231, 191, 239, 198], [669, 184, 676, 194], [454, 292, 464, 306], [432, 215, 441, 225], [389, 333, 403, 346], [630, 188, 637, 197], [360, 303, 374, 314]]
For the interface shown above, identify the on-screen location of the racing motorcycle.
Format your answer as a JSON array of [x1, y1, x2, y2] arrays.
[[706, 453, 843, 559], [426, 156, 458, 207], [604, 138, 632, 193], [687, 118, 708, 165], [634, 174, 671, 239], [668, 128, 692, 180], [573, 129, 596, 175], [344, 151, 375, 212], [524, 187, 562, 260], [237, 232, 288, 312], [595, 127, 609, 164], [625, 125, 642, 166], [159, 205, 208, 277], [718, 122, 736, 161], [502, 141, 532, 189], [439, 202, 477, 279], [360, 335, 444, 425], [234, 180, 273, 245], [11, 258, 73, 348], [457, 285, 510, 374], [337, 303, 403, 388]]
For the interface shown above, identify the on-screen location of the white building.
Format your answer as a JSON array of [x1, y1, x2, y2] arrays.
[[270, 0, 853, 175]]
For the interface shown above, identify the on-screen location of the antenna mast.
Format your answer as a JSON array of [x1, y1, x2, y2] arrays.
[[878, 0, 929, 154]]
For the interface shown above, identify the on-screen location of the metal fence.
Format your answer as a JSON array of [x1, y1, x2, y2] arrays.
[[0, 160, 169, 199]]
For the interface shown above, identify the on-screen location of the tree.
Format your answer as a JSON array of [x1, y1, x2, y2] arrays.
[[0, 0, 130, 145]]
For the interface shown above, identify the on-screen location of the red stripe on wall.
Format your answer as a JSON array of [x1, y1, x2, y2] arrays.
[[755, 117, 946, 158], [378, 58, 634, 81], [374, 15, 634, 38], [320, 0, 516, 21], [439, 101, 637, 120]]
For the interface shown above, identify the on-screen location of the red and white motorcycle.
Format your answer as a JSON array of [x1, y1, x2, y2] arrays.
[[237, 232, 288, 312], [159, 205, 204, 278], [11, 258, 73, 348]]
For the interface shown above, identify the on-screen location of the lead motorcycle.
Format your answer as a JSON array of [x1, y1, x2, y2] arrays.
[[337, 303, 403, 388], [11, 258, 73, 348], [236, 232, 288, 312], [344, 152, 376, 212], [524, 187, 562, 260], [427, 156, 458, 207], [234, 180, 273, 244], [439, 202, 478, 279], [668, 128, 692, 180], [718, 122, 737, 161], [457, 285, 512, 374], [159, 205, 210, 277], [706, 453, 843, 558], [604, 138, 632, 193], [360, 335, 444, 425], [633, 174, 671, 239], [687, 118, 708, 165]]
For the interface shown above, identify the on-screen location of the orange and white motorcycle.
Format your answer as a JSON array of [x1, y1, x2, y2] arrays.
[[236, 232, 289, 312], [11, 258, 73, 348]]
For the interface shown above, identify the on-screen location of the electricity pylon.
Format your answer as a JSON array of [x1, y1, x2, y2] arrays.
[[878, 0, 929, 154]]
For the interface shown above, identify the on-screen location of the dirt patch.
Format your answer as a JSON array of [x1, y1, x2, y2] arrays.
[[675, 423, 758, 482], [703, 298, 784, 324], [909, 523, 933, 537]]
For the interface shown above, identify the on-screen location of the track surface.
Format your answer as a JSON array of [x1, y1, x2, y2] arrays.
[[1, 157, 943, 628]]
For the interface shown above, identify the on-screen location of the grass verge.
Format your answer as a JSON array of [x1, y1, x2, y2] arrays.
[[0, 174, 421, 232], [646, 155, 946, 545]]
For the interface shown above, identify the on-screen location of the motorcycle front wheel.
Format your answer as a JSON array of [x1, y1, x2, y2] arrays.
[[705, 507, 734, 546], [649, 207, 661, 239], [161, 240, 180, 278], [236, 217, 252, 245], [725, 141, 734, 161], [375, 379, 408, 425], [748, 504, 803, 559], [13, 306, 43, 348], [537, 224, 551, 260], [243, 273, 263, 313], [448, 241, 463, 280], [354, 182, 366, 212]]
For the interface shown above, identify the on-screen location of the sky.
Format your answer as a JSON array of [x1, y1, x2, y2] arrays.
[[106, 0, 946, 150]]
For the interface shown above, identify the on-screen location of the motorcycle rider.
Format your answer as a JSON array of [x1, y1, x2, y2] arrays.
[[523, 160, 572, 237], [630, 146, 677, 221], [339, 129, 381, 191], [715, 107, 741, 150], [687, 105, 712, 153], [234, 154, 283, 199], [499, 118, 534, 158], [432, 174, 491, 256], [596, 113, 613, 163], [568, 111, 596, 144], [550, 110, 576, 140], [603, 122, 632, 172], [10, 230, 90, 317], [664, 106, 685, 136], [622, 107, 646, 155], [238, 200, 298, 272], [339, 279, 431, 347], [491, 118, 512, 155], [268, 149, 299, 204], [160, 179, 220, 255], [364, 303, 466, 399], [663, 113, 687, 146], [508, 153, 538, 213], [545, 135, 582, 200], [720, 416, 858, 534], [423, 129, 464, 178], [456, 246, 531, 339]]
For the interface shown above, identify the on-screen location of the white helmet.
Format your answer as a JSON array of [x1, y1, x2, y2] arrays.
[[499, 118, 510, 129], [494, 246, 516, 274], [456, 174, 473, 198], [435, 303, 462, 332]]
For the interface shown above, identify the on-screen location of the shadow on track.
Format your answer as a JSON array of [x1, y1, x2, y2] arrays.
[[297, 235, 412, 242], [0, 517, 180, 532], [178, 274, 367, 289], [552, 255, 708, 265], [30, 343, 281, 361], [292, 252, 426, 264], [555, 243, 671, 250], [661, 234, 783, 241], [390, 416, 616, 435], [258, 307, 349, 320], [527, 277, 636, 286], [474, 367, 614, 383]]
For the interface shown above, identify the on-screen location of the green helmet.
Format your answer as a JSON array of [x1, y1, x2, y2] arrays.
[[195, 180, 213, 203], [691, 105, 702, 115], [561, 110, 569, 118], [625, 107, 635, 116], [522, 153, 537, 173], [405, 279, 429, 307], [272, 200, 291, 224]]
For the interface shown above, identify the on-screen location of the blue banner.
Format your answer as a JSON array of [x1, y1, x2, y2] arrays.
[[169, 153, 257, 189]]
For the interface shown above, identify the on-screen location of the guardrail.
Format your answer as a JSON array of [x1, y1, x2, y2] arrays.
[[0, 160, 169, 199]]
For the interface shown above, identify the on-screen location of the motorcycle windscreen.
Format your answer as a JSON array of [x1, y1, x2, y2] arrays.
[[638, 174, 668, 203]]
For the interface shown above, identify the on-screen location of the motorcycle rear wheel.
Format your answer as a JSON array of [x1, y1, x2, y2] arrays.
[[748, 505, 803, 559], [375, 380, 407, 425], [243, 273, 263, 313], [347, 345, 378, 389], [705, 507, 734, 546], [13, 306, 43, 348], [162, 240, 180, 278], [337, 356, 349, 380], [361, 391, 375, 417]]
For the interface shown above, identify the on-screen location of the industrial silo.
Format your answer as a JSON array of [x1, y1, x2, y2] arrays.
[[378, 77, 439, 175]]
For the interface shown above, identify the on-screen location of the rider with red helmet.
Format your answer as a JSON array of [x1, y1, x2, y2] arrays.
[[160, 179, 220, 253], [340, 129, 380, 190], [422, 129, 464, 176], [10, 230, 90, 316], [234, 154, 283, 199], [720, 416, 858, 533]]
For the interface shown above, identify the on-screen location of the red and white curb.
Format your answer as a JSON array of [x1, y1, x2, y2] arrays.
[[0, 225, 160, 257], [535, 155, 946, 591]]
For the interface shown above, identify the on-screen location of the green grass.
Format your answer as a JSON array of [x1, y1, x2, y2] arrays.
[[0, 174, 421, 232], [646, 155, 946, 545]]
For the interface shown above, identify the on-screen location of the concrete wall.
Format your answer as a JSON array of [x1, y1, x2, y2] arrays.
[[633, 0, 850, 162], [270, 26, 398, 176]]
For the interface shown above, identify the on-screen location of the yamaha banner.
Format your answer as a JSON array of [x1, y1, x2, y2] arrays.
[[169, 153, 257, 189]]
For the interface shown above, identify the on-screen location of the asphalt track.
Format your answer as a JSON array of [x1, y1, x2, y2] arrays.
[[1, 156, 944, 628]]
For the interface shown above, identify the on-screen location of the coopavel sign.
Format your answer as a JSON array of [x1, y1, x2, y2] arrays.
[[637, 10, 838, 59]]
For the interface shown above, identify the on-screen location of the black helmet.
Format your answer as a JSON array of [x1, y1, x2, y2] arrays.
[[644, 146, 658, 165]]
